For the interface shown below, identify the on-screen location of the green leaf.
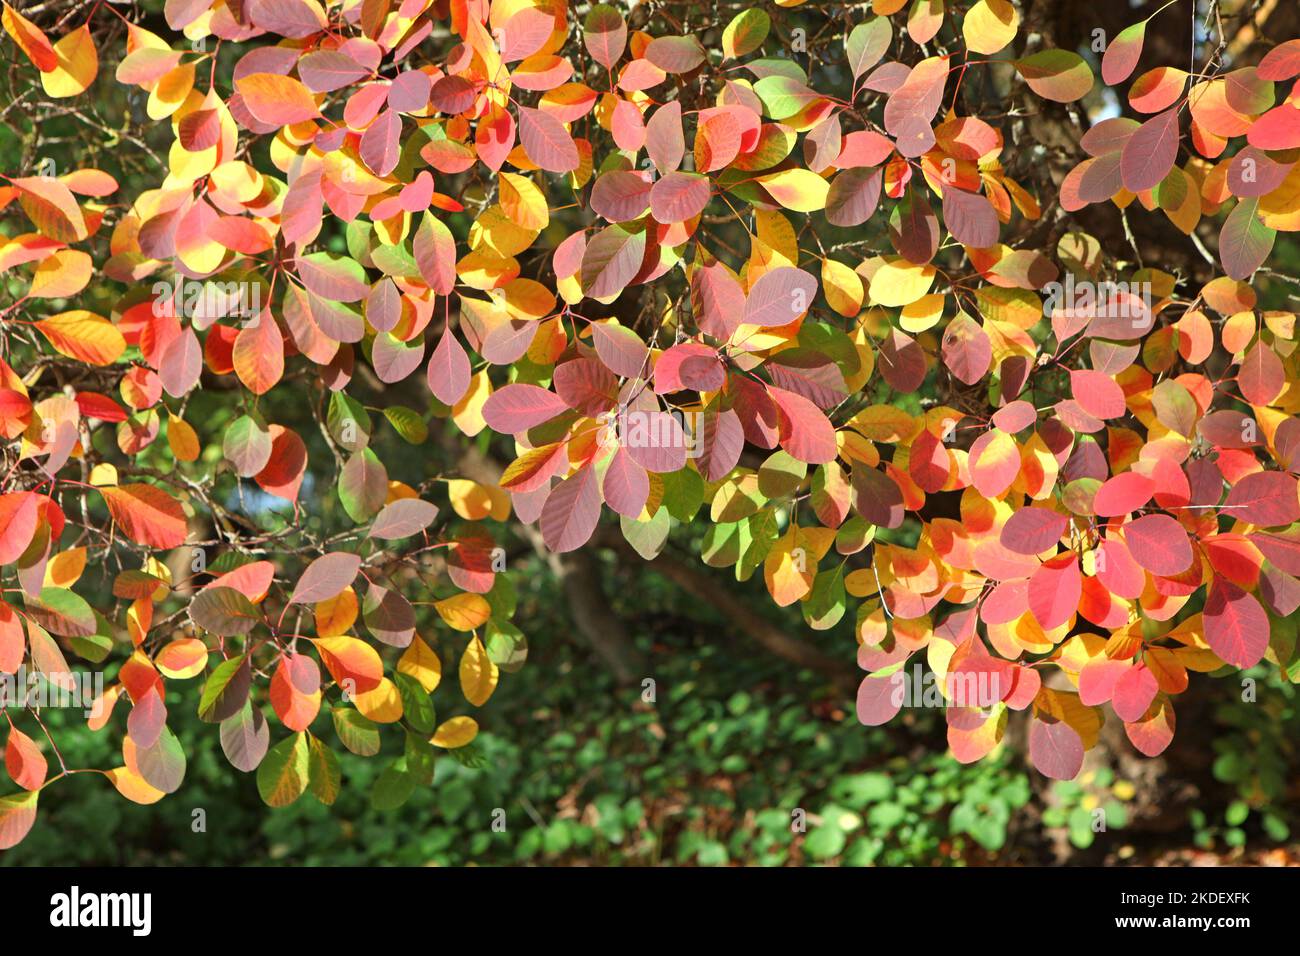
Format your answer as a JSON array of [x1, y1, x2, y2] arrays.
[[198, 653, 249, 723], [371, 761, 416, 811], [485, 620, 529, 673], [256, 732, 311, 808], [308, 734, 341, 806], [0, 789, 39, 850], [383, 405, 428, 444], [332, 707, 381, 757], [394, 672, 436, 734], [328, 391, 371, 451], [23, 587, 95, 637], [722, 9, 770, 59], [189, 587, 260, 637], [339, 448, 388, 523]]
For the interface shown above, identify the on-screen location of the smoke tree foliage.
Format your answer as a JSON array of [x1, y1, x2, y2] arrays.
[[0, 0, 1299, 850]]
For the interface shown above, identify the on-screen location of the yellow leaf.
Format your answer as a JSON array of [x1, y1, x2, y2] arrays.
[[431, 715, 479, 749], [498, 276, 556, 320], [398, 635, 442, 693], [756, 168, 830, 212], [867, 258, 937, 307], [315, 587, 358, 637], [106, 766, 165, 805], [352, 677, 404, 723], [452, 370, 491, 437], [821, 258, 864, 317], [435, 592, 491, 631], [899, 294, 945, 333], [447, 477, 510, 520], [44, 546, 86, 587], [167, 414, 199, 462], [498, 172, 549, 231], [963, 0, 1019, 55], [39, 24, 98, 98], [35, 311, 125, 366], [30, 249, 91, 298], [459, 635, 499, 706]]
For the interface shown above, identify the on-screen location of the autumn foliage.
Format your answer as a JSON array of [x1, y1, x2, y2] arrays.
[[0, 0, 1299, 853]]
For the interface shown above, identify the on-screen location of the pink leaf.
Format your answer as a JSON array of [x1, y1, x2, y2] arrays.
[[601, 447, 649, 518], [540, 464, 601, 552], [1120, 108, 1180, 193], [427, 329, 471, 406], [1029, 718, 1084, 780], [649, 171, 711, 223], [742, 267, 817, 328], [290, 552, 362, 605], [518, 107, 580, 172], [482, 384, 570, 434]]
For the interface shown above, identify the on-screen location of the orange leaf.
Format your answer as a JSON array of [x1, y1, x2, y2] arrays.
[[100, 483, 188, 549]]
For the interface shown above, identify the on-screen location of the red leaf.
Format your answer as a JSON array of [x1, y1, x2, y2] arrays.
[[645, 101, 684, 173], [359, 109, 402, 177], [908, 428, 949, 494], [584, 4, 627, 69], [941, 313, 991, 385], [1093, 471, 1155, 516], [1125, 697, 1176, 757], [1028, 552, 1081, 630], [255, 425, 307, 503], [852, 466, 904, 529], [590, 170, 652, 222], [691, 262, 745, 339], [289, 552, 361, 605], [1101, 21, 1145, 85], [654, 342, 723, 393], [856, 674, 903, 727], [1247, 104, 1300, 151], [941, 186, 999, 248], [1111, 663, 1159, 723], [369, 498, 438, 540], [4, 727, 47, 791], [1070, 369, 1126, 419], [1204, 577, 1268, 668], [825, 167, 883, 227], [1258, 39, 1300, 81], [1122, 513, 1192, 576], [768, 386, 837, 465], [590, 322, 648, 378], [1224, 470, 1300, 526], [581, 225, 647, 299], [1251, 528, 1300, 575], [1001, 508, 1068, 555]]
